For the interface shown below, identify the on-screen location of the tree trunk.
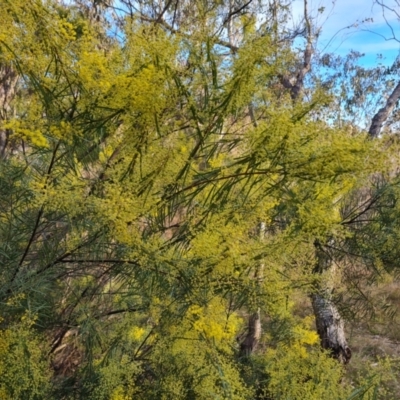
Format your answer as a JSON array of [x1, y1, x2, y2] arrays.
[[311, 293, 351, 364], [311, 240, 351, 364], [368, 80, 400, 138], [280, 0, 312, 102], [240, 310, 262, 356], [240, 222, 265, 357], [0, 64, 18, 158]]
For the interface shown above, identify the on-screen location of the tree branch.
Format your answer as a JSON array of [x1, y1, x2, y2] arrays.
[[369, 80, 400, 138], [10, 141, 61, 285], [280, 0, 313, 101]]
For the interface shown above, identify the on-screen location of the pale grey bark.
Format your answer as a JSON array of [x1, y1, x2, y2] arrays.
[[240, 222, 265, 356], [280, 0, 312, 101], [312, 241, 351, 364], [227, 0, 235, 49], [368, 80, 400, 138], [311, 293, 352, 364], [0, 64, 18, 158]]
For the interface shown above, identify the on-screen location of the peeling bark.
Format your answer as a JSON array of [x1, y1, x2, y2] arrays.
[[312, 241, 351, 364], [311, 293, 352, 364]]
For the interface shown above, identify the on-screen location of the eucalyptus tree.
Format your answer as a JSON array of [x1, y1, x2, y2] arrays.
[[309, 0, 400, 362]]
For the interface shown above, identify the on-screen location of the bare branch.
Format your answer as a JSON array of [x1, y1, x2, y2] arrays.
[[223, 0, 254, 25], [375, 0, 400, 42], [280, 0, 313, 101]]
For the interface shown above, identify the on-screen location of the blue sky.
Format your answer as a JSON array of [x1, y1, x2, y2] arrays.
[[291, 0, 400, 67]]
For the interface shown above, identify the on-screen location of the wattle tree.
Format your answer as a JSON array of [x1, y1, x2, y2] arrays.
[[0, 0, 399, 398]]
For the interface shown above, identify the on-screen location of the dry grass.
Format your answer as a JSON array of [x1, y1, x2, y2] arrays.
[[289, 281, 400, 398]]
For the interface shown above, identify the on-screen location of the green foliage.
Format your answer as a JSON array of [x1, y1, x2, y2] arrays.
[[346, 357, 400, 400], [0, 0, 398, 398], [264, 344, 347, 399], [0, 313, 51, 399]]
